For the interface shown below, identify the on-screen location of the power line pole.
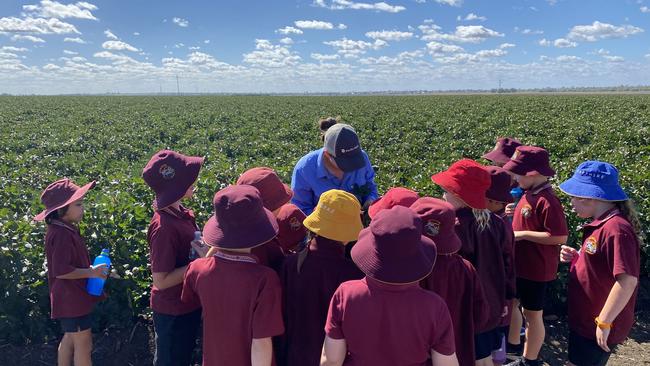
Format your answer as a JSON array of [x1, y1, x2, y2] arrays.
[[176, 75, 180, 95]]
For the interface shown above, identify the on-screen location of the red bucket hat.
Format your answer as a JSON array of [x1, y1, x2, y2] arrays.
[[368, 187, 419, 219], [34, 178, 96, 221], [142, 150, 204, 210], [485, 166, 515, 203], [482, 137, 522, 165], [276, 203, 307, 251], [236, 167, 293, 212], [351, 206, 437, 284], [410, 197, 462, 255], [431, 159, 491, 210], [203, 185, 279, 249], [503, 146, 556, 177]]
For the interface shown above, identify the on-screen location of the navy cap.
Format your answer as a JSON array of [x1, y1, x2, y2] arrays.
[[323, 124, 365, 172]]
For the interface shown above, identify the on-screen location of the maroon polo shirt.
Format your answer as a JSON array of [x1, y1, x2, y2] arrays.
[[45, 220, 101, 319], [512, 183, 569, 282], [181, 251, 285, 366], [325, 277, 456, 366], [421, 254, 489, 366], [455, 208, 516, 331], [279, 236, 363, 366], [568, 209, 640, 345], [147, 206, 201, 315]]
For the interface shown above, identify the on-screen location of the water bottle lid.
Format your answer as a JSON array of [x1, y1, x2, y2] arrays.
[[101, 248, 110, 254], [194, 231, 202, 240]]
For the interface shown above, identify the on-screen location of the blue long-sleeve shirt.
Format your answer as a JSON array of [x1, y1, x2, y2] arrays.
[[290, 148, 379, 215]]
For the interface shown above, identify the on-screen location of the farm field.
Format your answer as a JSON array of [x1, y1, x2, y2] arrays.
[[0, 95, 648, 364]]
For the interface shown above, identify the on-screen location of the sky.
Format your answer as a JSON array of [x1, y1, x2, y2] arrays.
[[0, 0, 649, 94]]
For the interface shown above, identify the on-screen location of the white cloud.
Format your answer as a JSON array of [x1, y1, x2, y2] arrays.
[[460, 13, 486, 21], [188, 46, 201, 50], [295, 20, 338, 30], [311, 53, 340, 62], [174, 43, 185, 48], [243, 39, 301, 67], [104, 29, 118, 40], [102, 40, 139, 52], [1, 46, 28, 52], [426, 41, 464, 55], [277, 26, 303, 35], [22, 0, 98, 20], [324, 37, 388, 58], [280, 37, 294, 45], [42, 63, 60, 71], [172, 17, 189, 27], [433, 0, 462, 6], [63, 50, 78, 55], [313, 0, 406, 13], [517, 28, 544, 35], [11, 34, 45, 43], [556, 55, 582, 62], [204, 40, 210, 44], [432, 47, 509, 63], [603, 55, 624, 62], [419, 23, 504, 43], [0, 16, 80, 34], [133, 32, 140, 36], [641, 6, 650, 13], [538, 38, 551, 47], [64, 37, 86, 44], [554, 38, 577, 48], [365, 30, 413, 41], [337, 23, 347, 30], [94, 51, 138, 64], [499, 43, 516, 49], [567, 21, 644, 42], [0, 52, 19, 59]]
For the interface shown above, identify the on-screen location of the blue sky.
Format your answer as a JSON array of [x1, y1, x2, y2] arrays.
[[1, 0, 649, 94]]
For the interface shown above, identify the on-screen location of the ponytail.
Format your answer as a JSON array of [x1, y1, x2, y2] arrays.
[[615, 200, 644, 244], [472, 208, 492, 232]]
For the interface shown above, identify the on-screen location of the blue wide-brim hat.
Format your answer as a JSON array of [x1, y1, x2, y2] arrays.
[[559, 161, 628, 201]]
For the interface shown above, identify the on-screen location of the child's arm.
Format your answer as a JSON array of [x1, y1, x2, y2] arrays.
[[595, 273, 638, 351], [152, 266, 188, 290], [320, 336, 346, 366], [56, 263, 108, 280], [251, 337, 273, 366], [430, 350, 459, 366], [514, 230, 567, 246]]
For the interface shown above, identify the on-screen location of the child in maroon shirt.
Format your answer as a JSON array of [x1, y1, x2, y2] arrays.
[[35, 179, 108, 366], [431, 159, 515, 366], [182, 185, 285, 366], [559, 161, 641, 366], [503, 146, 569, 366], [322, 206, 458, 366], [412, 197, 489, 366], [143, 150, 204, 366]]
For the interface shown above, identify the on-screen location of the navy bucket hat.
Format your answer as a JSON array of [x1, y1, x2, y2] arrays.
[[559, 161, 628, 201]]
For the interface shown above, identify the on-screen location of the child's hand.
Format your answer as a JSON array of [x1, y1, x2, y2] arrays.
[[89, 263, 109, 279], [596, 326, 611, 352], [505, 203, 516, 217], [191, 239, 209, 258], [560, 245, 579, 263], [501, 305, 509, 318]]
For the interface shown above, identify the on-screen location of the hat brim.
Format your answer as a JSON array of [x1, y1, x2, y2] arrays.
[[303, 212, 362, 243], [334, 152, 366, 173], [431, 173, 488, 210], [482, 150, 511, 165], [203, 208, 279, 249], [34, 181, 96, 221], [559, 178, 628, 202], [266, 184, 293, 212], [426, 231, 462, 255], [503, 160, 555, 177], [154, 156, 204, 210], [351, 229, 437, 284], [486, 190, 515, 204]]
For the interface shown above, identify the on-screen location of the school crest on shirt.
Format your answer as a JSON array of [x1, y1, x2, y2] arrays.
[[289, 216, 301, 231], [425, 219, 441, 237], [521, 204, 532, 218], [159, 164, 175, 180], [584, 236, 598, 255]]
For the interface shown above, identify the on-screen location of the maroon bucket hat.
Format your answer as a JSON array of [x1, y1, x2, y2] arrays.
[[409, 197, 462, 255], [368, 187, 419, 219], [485, 166, 515, 203], [482, 137, 522, 165], [351, 206, 437, 284], [142, 150, 204, 210], [236, 167, 293, 212], [503, 146, 556, 177], [34, 178, 96, 221], [203, 185, 279, 249], [276, 203, 307, 251]]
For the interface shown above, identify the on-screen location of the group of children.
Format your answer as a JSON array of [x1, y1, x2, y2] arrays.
[[36, 127, 642, 366]]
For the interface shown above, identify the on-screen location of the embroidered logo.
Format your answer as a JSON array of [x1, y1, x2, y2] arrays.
[[289, 217, 301, 231], [424, 219, 441, 237], [584, 236, 598, 255], [159, 164, 175, 180], [340, 145, 359, 154], [521, 204, 532, 218]]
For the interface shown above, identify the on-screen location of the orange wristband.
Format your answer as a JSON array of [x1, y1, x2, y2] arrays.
[[594, 317, 613, 330]]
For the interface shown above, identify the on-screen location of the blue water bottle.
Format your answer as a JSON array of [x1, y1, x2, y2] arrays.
[[509, 187, 524, 222], [87, 248, 111, 296]]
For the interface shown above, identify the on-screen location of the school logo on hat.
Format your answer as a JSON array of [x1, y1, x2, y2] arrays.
[[584, 236, 598, 255], [424, 219, 441, 237], [521, 204, 532, 218], [159, 164, 175, 180], [289, 216, 301, 231]]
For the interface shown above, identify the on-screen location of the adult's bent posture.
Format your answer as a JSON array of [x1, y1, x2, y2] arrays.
[[291, 123, 378, 215]]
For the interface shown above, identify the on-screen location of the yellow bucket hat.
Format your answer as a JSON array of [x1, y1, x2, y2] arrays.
[[303, 189, 363, 243]]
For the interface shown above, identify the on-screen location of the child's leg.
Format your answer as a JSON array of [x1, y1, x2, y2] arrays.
[[57, 333, 74, 366], [522, 309, 544, 360], [508, 300, 523, 345], [69, 329, 93, 366]]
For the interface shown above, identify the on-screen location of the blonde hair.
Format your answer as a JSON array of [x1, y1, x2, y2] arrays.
[[615, 200, 644, 244], [472, 208, 492, 232]]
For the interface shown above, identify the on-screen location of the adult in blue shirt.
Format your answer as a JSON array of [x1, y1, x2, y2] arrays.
[[291, 123, 378, 215]]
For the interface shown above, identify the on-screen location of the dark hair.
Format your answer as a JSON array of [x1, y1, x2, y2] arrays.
[[318, 116, 340, 142], [45, 206, 69, 224]]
